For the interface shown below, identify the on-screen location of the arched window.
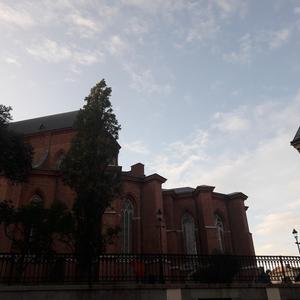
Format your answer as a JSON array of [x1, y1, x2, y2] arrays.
[[215, 215, 225, 253], [55, 152, 65, 170], [182, 213, 197, 255], [121, 199, 134, 253], [30, 194, 43, 204], [29, 194, 43, 244]]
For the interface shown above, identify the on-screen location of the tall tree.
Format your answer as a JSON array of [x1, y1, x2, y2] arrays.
[[0, 105, 32, 182], [0, 200, 74, 254], [61, 79, 121, 272]]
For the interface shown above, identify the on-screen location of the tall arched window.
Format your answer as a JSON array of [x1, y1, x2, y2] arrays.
[[31, 194, 43, 204], [121, 199, 134, 253], [55, 152, 65, 170], [215, 215, 225, 253], [29, 194, 43, 244], [182, 213, 197, 255]]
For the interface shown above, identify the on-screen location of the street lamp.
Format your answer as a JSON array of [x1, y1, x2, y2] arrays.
[[292, 229, 300, 255]]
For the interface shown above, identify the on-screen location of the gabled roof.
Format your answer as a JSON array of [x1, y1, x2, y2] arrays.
[[9, 111, 78, 135], [291, 126, 300, 146], [8, 110, 121, 149]]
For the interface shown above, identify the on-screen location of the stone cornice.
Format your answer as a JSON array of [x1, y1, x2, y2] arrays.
[[194, 185, 215, 195], [122, 172, 166, 184], [227, 192, 248, 201]]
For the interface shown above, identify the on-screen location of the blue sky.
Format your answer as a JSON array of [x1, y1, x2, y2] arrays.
[[1, 0, 300, 255]]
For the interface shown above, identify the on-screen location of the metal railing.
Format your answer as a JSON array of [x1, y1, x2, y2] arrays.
[[0, 253, 299, 285]]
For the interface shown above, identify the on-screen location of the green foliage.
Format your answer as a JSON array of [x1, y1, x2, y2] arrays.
[[0, 105, 12, 126], [0, 105, 32, 182], [61, 79, 122, 267], [103, 225, 121, 249], [0, 200, 74, 254]]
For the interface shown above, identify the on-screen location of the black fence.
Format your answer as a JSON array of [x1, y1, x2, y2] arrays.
[[0, 253, 299, 285]]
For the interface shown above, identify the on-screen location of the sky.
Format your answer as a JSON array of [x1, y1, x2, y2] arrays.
[[1, 0, 300, 256]]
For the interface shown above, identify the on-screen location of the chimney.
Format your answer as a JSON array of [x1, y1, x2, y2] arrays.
[[130, 163, 145, 177]]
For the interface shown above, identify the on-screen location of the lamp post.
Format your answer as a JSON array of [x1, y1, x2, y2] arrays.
[[292, 229, 300, 255]]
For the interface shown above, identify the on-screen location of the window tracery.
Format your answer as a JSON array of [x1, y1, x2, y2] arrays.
[[215, 214, 225, 253], [55, 152, 65, 170], [181, 213, 197, 255], [121, 199, 134, 253]]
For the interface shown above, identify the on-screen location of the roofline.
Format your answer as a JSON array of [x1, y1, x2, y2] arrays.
[[11, 110, 77, 124]]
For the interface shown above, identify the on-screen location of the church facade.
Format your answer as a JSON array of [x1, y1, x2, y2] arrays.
[[0, 111, 255, 255]]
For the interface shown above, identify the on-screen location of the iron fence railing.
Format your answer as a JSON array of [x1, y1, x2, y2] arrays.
[[0, 253, 299, 285]]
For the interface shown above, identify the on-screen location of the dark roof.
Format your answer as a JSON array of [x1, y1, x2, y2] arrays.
[[163, 187, 195, 194], [291, 126, 300, 146], [9, 111, 78, 135]]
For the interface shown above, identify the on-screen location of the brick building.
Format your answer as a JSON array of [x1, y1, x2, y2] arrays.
[[0, 111, 255, 255]]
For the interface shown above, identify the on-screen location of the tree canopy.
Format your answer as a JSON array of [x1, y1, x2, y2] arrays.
[[0, 200, 74, 254], [61, 79, 122, 268], [0, 105, 32, 182]]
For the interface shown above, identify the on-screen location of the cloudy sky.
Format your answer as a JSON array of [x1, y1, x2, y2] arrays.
[[1, 0, 300, 255]]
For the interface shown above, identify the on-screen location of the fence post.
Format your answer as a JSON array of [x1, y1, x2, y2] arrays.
[[159, 255, 165, 283], [8, 254, 15, 285], [279, 256, 287, 283]]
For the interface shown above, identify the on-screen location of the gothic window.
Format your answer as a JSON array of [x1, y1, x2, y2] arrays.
[[30, 194, 43, 204], [29, 194, 43, 244], [215, 215, 225, 253], [182, 213, 197, 255], [55, 152, 65, 170], [121, 199, 134, 253]]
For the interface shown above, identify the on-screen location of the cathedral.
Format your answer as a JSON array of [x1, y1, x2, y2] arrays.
[[0, 111, 255, 255]]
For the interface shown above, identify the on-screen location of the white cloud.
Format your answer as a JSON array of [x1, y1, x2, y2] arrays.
[[149, 130, 210, 186], [213, 108, 250, 132], [147, 92, 300, 255], [73, 51, 103, 65], [124, 17, 148, 35], [123, 140, 149, 155], [256, 212, 298, 235], [3, 57, 21, 66], [26, 38, 104, 65], [288, 198, 300, 209], [214, 0, 247, 18], [231, 89, 240, 96], [0, 2, 35, 28], [69, 14, 98, 31], [68, 13, 101, 38], [223, 33, 253, 64], [186, 6, 220, 43], [223, 27, 292, 64], [27, 39, 72, 63], [123, 63, 172, 95], [121, 0, 245, 44], [255, 211, 299, 255], [294, 7, 300, 14], [269, 28, 291, 49], [168, 130, 209, 158], [107, 35, 129, 57]]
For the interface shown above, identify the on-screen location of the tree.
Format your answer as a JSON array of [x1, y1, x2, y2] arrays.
[[0, 199, 74, 254], [0, 105, 32, 182], [0, 199, 74, 281], [61, 79, 121, 273]]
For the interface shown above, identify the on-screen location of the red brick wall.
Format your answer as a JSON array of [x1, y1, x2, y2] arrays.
[[0, 128, 255, 255]]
